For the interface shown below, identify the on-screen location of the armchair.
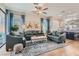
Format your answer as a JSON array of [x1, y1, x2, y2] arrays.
[[6, 35, 26, 51]]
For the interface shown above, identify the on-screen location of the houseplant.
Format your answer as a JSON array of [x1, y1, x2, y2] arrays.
[[10, 25, 19, 35]]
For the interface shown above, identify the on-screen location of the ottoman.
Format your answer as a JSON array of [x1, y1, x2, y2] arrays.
[[13, 43, 23, 54]]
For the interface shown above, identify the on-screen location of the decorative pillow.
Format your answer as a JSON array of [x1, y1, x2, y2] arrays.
[[52, 31, 56, 36], [55, 31, 60, 36]]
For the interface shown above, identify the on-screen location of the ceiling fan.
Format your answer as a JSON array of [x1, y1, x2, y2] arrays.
[[31, 3, 48, 15]]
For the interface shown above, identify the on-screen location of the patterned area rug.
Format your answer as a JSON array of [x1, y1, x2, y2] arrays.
[[11, 41, 67, 56]]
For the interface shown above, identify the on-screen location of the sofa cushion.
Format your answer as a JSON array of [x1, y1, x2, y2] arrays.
[[55, 32, 60, 36], [52, 31, 56, 36]]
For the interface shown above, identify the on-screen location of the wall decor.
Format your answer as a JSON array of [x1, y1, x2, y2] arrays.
[[24, 22, 40, 31]]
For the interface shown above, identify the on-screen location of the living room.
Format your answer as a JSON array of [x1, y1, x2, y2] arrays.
[[0, 3, 79, 56]]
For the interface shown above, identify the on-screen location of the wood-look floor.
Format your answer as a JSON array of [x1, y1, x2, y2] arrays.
[[0, 39, 79, 56], [40, 39, 79, 56]]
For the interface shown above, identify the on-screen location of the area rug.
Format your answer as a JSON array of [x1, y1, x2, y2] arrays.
[[10, 41, 67, 56]]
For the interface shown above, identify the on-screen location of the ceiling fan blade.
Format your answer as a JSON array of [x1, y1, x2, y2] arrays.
[[43, 8, 48, 10], [35, 6, 38, 9], [35, 6, 42, 10], [43, 12, 47, 14]]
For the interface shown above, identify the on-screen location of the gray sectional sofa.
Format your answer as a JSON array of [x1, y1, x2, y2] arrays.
[[47, 31, 66, 43]]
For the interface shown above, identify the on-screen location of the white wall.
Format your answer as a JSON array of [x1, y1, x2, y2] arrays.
[[49, 16, 64, 32], [25, 13, 43, 31], [25, 14, 40, 24], [3, 3, 79, 32], [25, 13, 65, 32], [0, 4, 5, 12]]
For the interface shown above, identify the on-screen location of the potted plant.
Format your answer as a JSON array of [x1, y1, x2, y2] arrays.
[[10, 25, 19, 35]]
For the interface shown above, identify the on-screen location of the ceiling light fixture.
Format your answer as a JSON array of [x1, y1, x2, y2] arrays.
[[31, 3, 48, 15]]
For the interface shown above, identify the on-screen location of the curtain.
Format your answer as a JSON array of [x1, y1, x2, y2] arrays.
[[6, 9, 10, 34], [21, 15, 25, 24], [40, 18, 43, 33], [6, 9, 13, 34], [10, 13, 13, 32], [46, 18, 50, 33]]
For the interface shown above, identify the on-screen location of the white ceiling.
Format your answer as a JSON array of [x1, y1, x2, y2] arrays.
[[3, 3, 34, 12], [2, 3, 79, 16]]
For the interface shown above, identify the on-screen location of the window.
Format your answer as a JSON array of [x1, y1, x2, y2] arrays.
[[13, 14, 23, 33], [0, 8, 6, 46]]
